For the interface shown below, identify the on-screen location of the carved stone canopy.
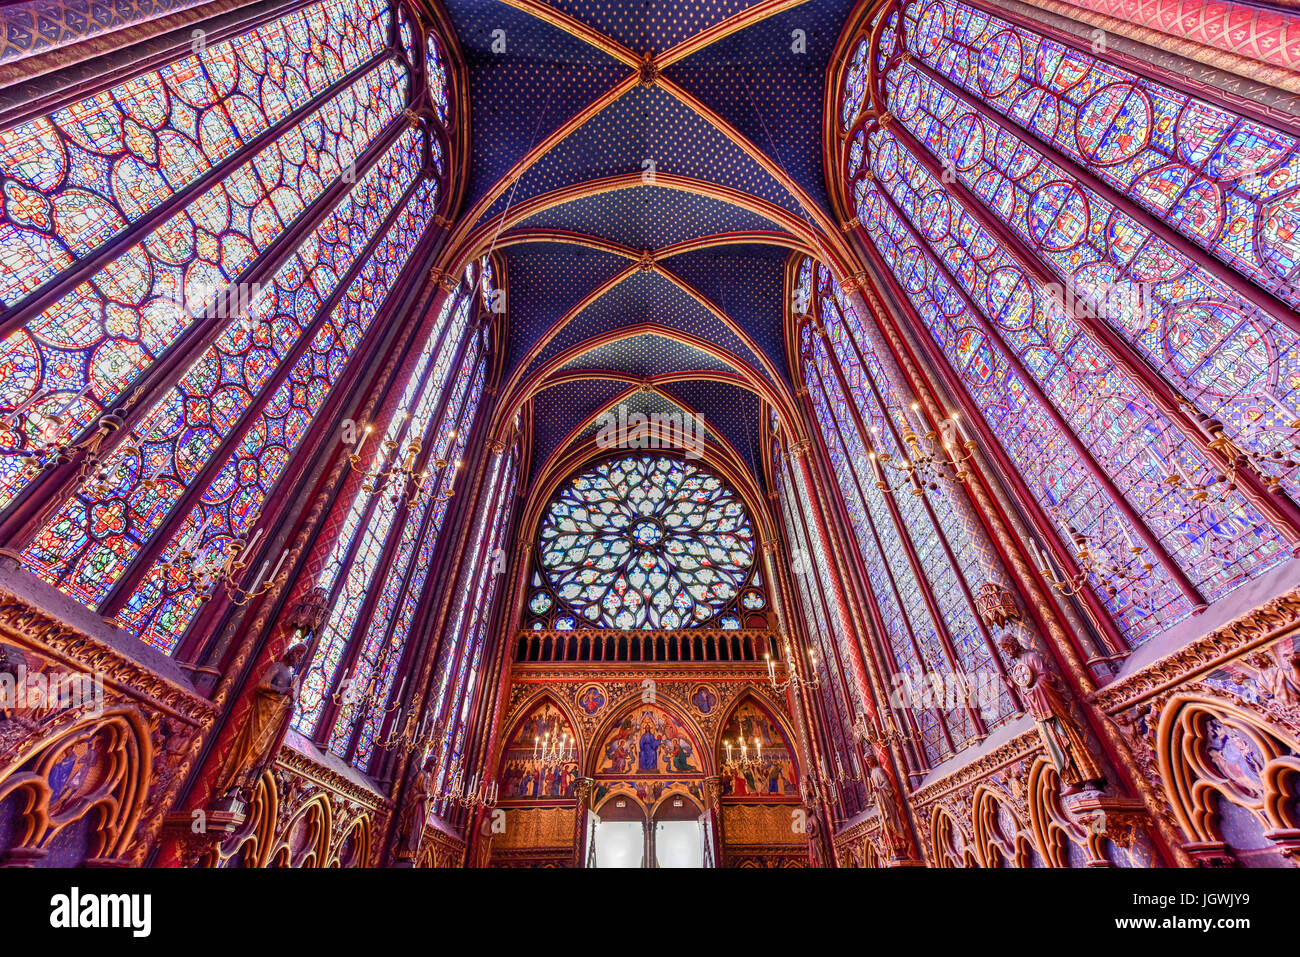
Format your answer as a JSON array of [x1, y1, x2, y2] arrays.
[[975, 582, 1020, 629], [284, 586, 330, 636]]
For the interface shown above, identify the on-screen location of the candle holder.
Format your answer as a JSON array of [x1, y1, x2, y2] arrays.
[[1030, 514, 1157, 606], [1185, 403, 1299, 494], [869, 405, 977, 497], [721, 736, 766, 779], [764, 635, 820, 693], [345, 414, 460, 508], [532, 730, 575, 771], [382, 703, 442, 756], [1155, 468, 1259, 569], [332, 646, 403, 717], [852, 711, 914, 749], [439, 755, 498, 810], [815, 753, 858, 805], [156, 516, 290, 606], [9, 384, 97, 475]]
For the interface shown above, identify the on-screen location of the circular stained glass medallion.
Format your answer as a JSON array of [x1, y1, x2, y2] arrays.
[[537, 455, 756, 630]]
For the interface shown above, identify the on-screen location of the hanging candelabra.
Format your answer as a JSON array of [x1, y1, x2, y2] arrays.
[[6, 386, 154, 501], [331, 645, 408, 718], [852, 710, 913, 749], [721, 736, 765, 779], [382, 701, 443, 757], [9, 384, 95, 474], [1184, 401, 1299, 494], [440, 755, 499, 810], [346, 413, 461, 507], [156, 517, 290, 606], [867, 404, 977, 497], [765, 635, 820, 693], [1153, 445, 1261, 570], [822, 750, 862, 791], [1029, 511, 1157, 605], [533, 729, 575, 771]]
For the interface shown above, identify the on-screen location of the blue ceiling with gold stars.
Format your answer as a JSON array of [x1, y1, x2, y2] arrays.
[[441, 0, 857, 488]]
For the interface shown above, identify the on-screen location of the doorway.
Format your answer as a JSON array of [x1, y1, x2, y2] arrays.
[[588, 791, 711, 867], [590, 796, 646, 868], [651, 793, 706, 868]]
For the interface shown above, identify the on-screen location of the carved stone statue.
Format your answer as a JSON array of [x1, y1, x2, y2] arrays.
[[998, 634, 1105, 794], [214, 642, 308, 802], [863, 749, 907, 858], [395, 753, 437, 862], [1250, 645, 1300, 709], [805, 809, 825, 868], [0, 644, 20, 724]]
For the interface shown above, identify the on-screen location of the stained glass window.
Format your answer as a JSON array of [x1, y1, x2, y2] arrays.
[[293, 279, 482, 740], [24, 129, 439, 649], [771, 444, 870, 803], [430, 437, 520, 798], [329, 351, 485, 768], [1, 0, 458, 658], [533, 454, 761, 630], [0, 8, 406, 514], [899, 0, 1300, 313], [426, 32, 450, 124], [0, 0, 392, 307], [836, 1, 1297, 646], [878, 28, 1300, 504], [784, 257, 1028, 762]]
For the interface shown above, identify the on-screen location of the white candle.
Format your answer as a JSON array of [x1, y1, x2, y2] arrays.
[[952, 410, 971, 442], [869, 451, 884, 484], [1044, 547, 1062, 581], [268, 548, 289, 584], [247, 559, 271, 594], [909, 401, 927, 435], [1055, 511, 1075, 544]]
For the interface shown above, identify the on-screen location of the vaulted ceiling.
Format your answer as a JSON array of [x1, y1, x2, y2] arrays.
[[437, 0, 860, 492]]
